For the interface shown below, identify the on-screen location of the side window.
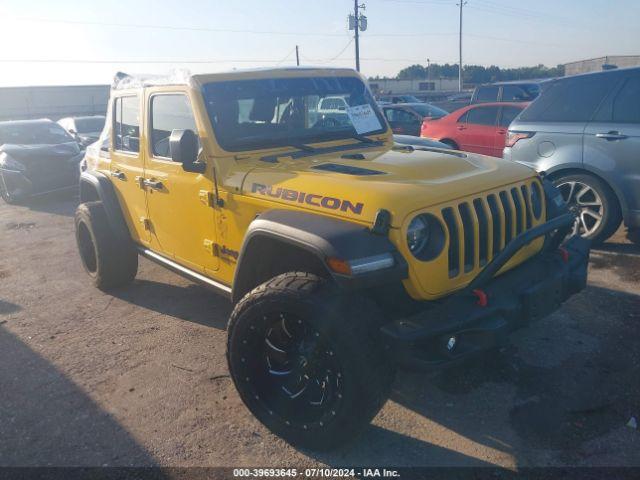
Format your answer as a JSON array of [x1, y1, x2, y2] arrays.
[[475, 86, 499, 103], [502, 85, 536, 102], [150, 94, 198, 159], [466, 106, 499, 126], [499, 106, 523, 127], [520, 74, 616, 123], [114, 96, 140, 153], [610, 76, 640, 124], [395, 109, 417, 123], [383, 108, 394, 122]]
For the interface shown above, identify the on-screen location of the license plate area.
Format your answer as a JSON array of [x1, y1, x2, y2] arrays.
[[522, 275, 564, 322]]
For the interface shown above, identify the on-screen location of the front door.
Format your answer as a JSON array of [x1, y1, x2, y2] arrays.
[[143, 91, 218, 274], [110, 94, 150, 245]]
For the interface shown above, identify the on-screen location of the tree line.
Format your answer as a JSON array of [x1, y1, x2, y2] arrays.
[[371, 63, 565, 83]]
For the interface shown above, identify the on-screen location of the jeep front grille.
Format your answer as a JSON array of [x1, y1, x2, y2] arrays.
[[441, 181, 543, 279]]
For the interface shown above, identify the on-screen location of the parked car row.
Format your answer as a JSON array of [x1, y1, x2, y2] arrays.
[[0, 116, 104, 203], [418, 67, 640, 244]]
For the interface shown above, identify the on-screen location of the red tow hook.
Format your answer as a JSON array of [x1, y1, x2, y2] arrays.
[[558, 247, 570, 264], [472, 289, 488, 307]]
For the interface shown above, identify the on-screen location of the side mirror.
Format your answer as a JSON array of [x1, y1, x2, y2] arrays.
[[170, 129, 204, 173]]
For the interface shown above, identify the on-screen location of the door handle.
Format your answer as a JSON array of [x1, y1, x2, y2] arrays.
[[497, 129, 507, 135], [110, 171, 125, 180], [595, 131, 628, 141], [457, 125, 467, 131], [143, 179, 163, 190]]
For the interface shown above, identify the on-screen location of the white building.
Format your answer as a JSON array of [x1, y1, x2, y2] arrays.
[[367, 78, 459, 98]]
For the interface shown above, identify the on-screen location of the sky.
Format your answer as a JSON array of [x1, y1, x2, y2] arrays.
[[0, 0, 638, 87]]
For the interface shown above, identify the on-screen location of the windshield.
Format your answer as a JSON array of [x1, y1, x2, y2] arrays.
[[412, 104, 448, 118], [74, 117, 105, 133], [202, 76, 387, 152], [0, 122, 73, 145]]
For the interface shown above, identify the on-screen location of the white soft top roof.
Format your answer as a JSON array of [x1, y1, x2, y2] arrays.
[[112, 66, 359, 90]]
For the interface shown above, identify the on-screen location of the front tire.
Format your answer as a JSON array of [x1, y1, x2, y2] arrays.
[[553, 173, 621, 244], [227, 272, 394, 451], [74, 201, 138, 290]]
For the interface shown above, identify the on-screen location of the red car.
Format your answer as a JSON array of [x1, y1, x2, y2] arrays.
[[420, 102, 528, 157]]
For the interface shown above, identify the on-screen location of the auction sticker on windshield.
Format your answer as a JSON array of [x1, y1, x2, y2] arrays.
[[346, 104, 382, 134]]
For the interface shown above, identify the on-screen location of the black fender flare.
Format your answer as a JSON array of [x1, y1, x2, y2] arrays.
[[79, 170, 131, 244], [231, 209, 408, 303]]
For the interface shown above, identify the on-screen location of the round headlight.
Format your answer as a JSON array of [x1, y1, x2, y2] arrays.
[[531, 181, 543, 219], [407, 216, 430, 255]]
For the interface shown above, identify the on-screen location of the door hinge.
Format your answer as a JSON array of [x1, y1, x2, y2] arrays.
[[199, 190, 215, 207], [140, 217, 152, 231], [203, 239, 218, 256]]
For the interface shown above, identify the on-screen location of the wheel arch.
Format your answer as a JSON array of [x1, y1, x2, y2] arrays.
[[544, 166, 627, 217], [79, 171, 132, 244], [440, 138, 459, 149], [231, 209, 408, 304]]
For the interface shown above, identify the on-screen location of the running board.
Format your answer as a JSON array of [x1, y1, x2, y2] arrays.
[[138, 248, 232, 298]]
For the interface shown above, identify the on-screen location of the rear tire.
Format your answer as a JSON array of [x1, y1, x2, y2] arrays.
[[227, 272, 394, 451], [440, 139, 459, 150], [553, 172, 621, 244], [627, 228, 640, 246], [74, 201, 138, 290]]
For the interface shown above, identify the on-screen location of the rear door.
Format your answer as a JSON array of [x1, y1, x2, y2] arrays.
[[458, 105, 500, 155], [585, 72, 640, 216], [110, 94, 150, 245], [495, 106, 524, 157]]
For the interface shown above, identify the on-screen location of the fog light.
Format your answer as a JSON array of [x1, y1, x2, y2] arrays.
[[446, 336, 457, 351]]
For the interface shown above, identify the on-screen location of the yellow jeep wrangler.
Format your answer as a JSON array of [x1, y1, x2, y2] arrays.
[[76, 67, 590, 450]]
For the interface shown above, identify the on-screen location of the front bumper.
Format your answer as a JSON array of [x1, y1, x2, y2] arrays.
[[382, 225, 590, 371]]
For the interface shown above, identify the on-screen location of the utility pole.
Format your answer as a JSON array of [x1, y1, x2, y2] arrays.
[[354, 0, 361, 72], [458, 1, 467, 92], [295, 45, 300, 66]]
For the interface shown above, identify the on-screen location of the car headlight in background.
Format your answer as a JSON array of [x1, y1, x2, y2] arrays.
[[406, 214, 446, 261], [0, 154, 26, 172]]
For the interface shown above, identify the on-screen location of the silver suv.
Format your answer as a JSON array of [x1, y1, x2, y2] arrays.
[[504, 67, 640, 243]]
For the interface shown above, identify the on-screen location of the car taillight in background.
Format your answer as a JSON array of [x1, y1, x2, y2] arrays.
[[506, 131, 534, 147], [420, 120, 429, 137]]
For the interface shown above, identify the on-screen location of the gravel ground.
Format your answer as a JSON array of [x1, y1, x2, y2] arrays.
[[0, 191, 639, 468]]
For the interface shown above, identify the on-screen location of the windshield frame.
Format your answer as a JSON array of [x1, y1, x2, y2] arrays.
[[201, 75, 389, 153]]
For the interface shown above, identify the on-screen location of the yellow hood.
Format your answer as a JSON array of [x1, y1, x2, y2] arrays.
[[240, 146, 538, 228]]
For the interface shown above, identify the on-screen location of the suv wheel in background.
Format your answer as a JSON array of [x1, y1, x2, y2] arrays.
[[553, 173, 621, 244], [227, 272, 394, 450], [440, 139, 459, 150], [74, 201, 138, 290]]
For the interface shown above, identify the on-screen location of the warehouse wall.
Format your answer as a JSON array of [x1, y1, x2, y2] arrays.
[[0, 85, 110, 121]]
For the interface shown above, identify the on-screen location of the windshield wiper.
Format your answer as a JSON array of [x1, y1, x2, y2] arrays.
[[260, 142, 317, 163], [285, 142, 316, 152], [348, 134, 377, 144]]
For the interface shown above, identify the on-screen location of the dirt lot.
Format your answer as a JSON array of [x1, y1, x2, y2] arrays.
[[1, 191, 639, 469]]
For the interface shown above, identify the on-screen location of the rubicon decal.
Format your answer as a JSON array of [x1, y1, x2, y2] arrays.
[[251, 183, 364, 215]]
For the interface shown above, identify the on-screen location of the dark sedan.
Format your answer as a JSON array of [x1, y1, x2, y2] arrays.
[[382, 103, 448, 136], [0, 119, 84, 204]]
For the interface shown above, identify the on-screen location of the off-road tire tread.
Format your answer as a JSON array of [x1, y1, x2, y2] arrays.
[[75, 201, 138, 290], [227, 272, 394, 450]]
